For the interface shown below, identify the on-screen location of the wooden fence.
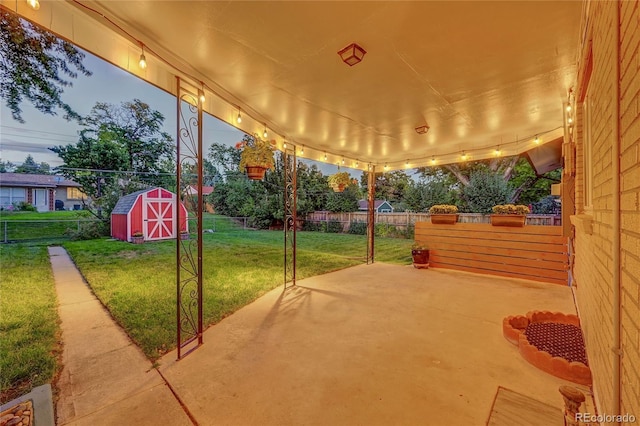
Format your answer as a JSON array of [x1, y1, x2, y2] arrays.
[[414, 222, 569, 285], [305, 211, 561, 228]]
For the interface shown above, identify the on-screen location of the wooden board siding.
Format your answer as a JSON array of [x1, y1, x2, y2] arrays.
[[415, 222, 569, 285]]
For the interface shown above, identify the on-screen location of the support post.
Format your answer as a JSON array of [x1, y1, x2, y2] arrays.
[[284, 145, 297, 287], [176, 77, 204, 359], [367, 166, 376, 263], [559, 386, 586, 426]]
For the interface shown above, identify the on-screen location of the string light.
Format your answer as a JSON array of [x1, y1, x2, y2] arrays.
[[263, 125, 268, 139], [300, 146, 304, 154], [324, 153, 327, 161], [494, 146, 501, 157], [355, 160, 359, 167], [199, 83, 205, 104], [236, 108, 242, 124], [461, 151, 468, 161], [431, 156, 436, 165], [534, 135, 540, 144], [138, 45, 147, 69], [342, 158, 345, 165], [566, 105, 572, 113], [567, 117, 573, 124], [26, 0, 39, 10], [405, 160, 409, 167], [384, 163, 389, 170]]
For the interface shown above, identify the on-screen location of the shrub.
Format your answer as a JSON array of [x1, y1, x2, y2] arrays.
[[375, 223, 398, 237], [14, 201, 37, 212], [532, 196, 560, 214], [65, 221, 108, 240], [348, 221, 367, 235], [326, 220, 344, 233]]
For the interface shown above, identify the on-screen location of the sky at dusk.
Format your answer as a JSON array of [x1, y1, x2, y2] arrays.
[[0, 47, 355, 177]]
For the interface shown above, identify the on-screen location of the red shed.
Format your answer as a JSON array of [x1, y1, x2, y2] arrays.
[[111, 187, 188, 242]]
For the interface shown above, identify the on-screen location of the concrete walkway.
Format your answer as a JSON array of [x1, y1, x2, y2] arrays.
[[49, 246, 191, 425]]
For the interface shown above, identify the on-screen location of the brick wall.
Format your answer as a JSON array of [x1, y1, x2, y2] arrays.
[[573, 0, 640, 422], [619, 0, 640, 419]]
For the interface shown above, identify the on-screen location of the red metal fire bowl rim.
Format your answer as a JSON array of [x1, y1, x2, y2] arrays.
[[502, 311, 592, 386]]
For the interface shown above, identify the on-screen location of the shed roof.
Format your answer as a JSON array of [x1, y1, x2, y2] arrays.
[[111, 188, 154, 215], [357, 200, 392, 211]]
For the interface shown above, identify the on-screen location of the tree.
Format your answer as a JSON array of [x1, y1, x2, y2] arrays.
[[0, 160, 15, 173], [13, 154, 51, 174], [360, 170, 411, 203], [1, 10, 91, 123], [51, 99, 174, 219], [461, 170, 514, 213]]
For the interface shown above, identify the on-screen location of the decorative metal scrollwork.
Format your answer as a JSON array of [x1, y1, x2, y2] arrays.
[[284, 145, 297, 288], [176, 77, 203, 359]]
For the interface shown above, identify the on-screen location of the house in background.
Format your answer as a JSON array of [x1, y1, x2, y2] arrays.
[[357, 199, 394, 213], [0, 173, 83, 212]]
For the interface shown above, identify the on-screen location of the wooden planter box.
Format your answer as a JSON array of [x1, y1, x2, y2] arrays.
[[430, 214, 458, 225], [132, 236, 144, 244], [245, 165, 267, 180], [411, 249, 429, 269], [180, 233, 190, 240], [491, 214, 526, 227]]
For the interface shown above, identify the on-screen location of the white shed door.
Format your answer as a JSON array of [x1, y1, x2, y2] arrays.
[[143, 192, 175, 240]]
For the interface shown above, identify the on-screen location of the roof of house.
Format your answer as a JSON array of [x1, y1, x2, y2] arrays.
[[186, 185, 214, 195], [357, 200, 393, 210], [0, 173, 80, 188], [111, 188, 154, 215]]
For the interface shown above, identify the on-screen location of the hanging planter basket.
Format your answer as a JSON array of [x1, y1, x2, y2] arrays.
[[331, 183, 346, 193], [490, 214, 526, 227], [245, 165, 267, 180]]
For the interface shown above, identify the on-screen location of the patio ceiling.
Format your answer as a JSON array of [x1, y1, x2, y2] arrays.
[[6, 1, 582, 170]]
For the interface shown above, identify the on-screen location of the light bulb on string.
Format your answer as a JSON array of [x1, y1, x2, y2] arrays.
[[263, 125, 268, 139], [461, 151, 468, 161], [494, 146, 501, 157], [534, 135, 540, 145], [300, 146, 304, 154], [138, 45, 147, 69], [431, 156, 436, 165], [566, 105, 572, 113], [236, 109, 242, 124], [199, 83, 205, 104], [26, 0, 39, 10]]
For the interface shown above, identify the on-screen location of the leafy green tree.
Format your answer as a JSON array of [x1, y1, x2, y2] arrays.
[[51, 99, 174, 219], [360, 170, 411, 203], [1, 10, 91, 123], [207, 142, 242, 180], [325, 185, 359, 212], [461, 170, 514, 213], [0, 160, 14, 172], [296, 162, 329, 215], [13, 155, 51, 174], [405, 178, 457, 212], [508, 158, 561, 204]]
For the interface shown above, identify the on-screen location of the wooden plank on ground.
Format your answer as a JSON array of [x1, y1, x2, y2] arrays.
[[417, 242, 568, 262], [486, 386, 563, 426]]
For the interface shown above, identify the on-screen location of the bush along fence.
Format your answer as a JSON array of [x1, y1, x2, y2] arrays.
[[303, 211, 561, 236]]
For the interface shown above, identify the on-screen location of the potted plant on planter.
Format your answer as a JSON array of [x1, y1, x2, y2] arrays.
[[328, 171, 351, 192], [237, 134, 275, 180], [411, 243, 429, 269], [132, 231, 144, 244], [491, 204, 530, 227], [428, 204, 459, 224]]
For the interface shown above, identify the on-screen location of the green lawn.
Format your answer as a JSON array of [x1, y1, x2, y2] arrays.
[[0, 244, 59, 403], [63, 229, 413, 360]]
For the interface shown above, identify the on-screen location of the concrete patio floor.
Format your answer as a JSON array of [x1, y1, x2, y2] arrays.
[[159, 263, 592, 425]]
